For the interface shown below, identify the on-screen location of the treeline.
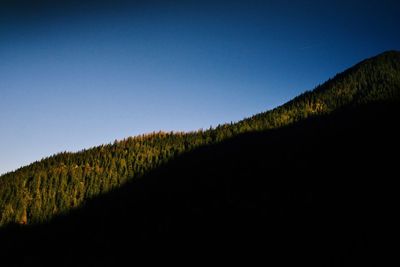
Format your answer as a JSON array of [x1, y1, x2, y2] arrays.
[[1, 50, 399, 226]]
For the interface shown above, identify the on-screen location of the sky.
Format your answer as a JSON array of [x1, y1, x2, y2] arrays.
[[1, 0, 399, 175]]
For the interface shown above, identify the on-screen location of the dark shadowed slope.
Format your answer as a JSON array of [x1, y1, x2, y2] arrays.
[[0, 51, 399, 266], [1, 100, 398, 266]]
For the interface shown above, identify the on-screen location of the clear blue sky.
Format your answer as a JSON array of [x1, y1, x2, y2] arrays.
[[1, 0, 399, 175]]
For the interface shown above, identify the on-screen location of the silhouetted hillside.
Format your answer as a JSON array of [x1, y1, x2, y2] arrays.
[[0, 51, 399, 266], [1, 101, 398, 266]]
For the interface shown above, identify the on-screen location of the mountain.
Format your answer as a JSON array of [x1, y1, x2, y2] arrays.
[[0, 51, 399, 266], [1, 51, 399, 227]]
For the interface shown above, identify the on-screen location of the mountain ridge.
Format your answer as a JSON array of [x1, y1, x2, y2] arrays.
[[0, 50, 399, 266], [3, 50, 399, 177], [1, 50, 399, 227]]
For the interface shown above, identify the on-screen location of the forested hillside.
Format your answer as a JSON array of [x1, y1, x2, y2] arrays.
[[0, 50, 399, 226], [1, 85, 398, 266]]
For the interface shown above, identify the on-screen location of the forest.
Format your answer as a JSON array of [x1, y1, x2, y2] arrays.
[[0, 50, 399, 227]]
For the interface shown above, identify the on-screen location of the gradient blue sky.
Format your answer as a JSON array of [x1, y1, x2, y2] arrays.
[[1, 0, 399, 175]]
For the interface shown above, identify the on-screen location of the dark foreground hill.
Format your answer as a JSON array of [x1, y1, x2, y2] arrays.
[[1, 100, 398, 266], [1, 51, 400, 266]]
